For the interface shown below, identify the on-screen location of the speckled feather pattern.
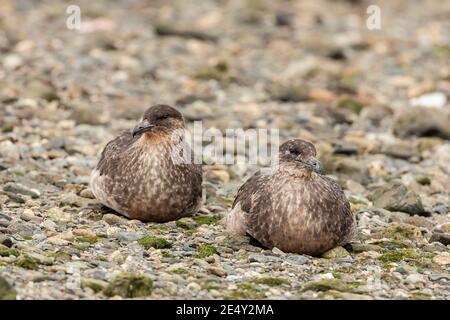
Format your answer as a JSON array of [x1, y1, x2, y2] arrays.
[[90, 130, 202, 222], [228, 159, 356, 256]]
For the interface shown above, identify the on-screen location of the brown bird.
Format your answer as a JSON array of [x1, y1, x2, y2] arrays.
[[90, 104, 202, 222], [227, 139, 355, 256]]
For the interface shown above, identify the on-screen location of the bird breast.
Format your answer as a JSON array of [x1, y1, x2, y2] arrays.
[[246, 173, 354, 255]]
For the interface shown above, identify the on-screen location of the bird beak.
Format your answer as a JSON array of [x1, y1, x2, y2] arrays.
[[304, 157, 323, 174], [131, 121, 155, 137]]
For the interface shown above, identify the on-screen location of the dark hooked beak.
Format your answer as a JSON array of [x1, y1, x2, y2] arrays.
[[131, 121, 155, 137], [304, 157, 323, 174]]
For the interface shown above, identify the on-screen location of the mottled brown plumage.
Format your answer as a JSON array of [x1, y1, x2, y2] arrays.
[[90, 105, 202, 222], [227, 139, 355, 256]]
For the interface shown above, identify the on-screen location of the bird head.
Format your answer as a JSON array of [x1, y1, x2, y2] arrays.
[[279, 139, 323, 174], [131, 104, 185, 138]]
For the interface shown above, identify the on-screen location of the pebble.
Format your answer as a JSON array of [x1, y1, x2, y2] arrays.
[[3, 183, 40, 198], [3, 54, 23, 70], [47, 236, 69, 246], [7, 222, 37, 238], [112, 232, 142, 242], [248, 253, 283, 263], [432, 255, 450, 266], [187, 282, 202, 292], [207, 266, 227, 277], [80, 188, 96, 199], [60, 193, 93, 207], [0, 235, 13, 248], [429, 232, 450, 246], [103, 214, 127, 225], [41, 219, 57, 231], [405, 274, 427, 286], [369, 182, 426, 216], [350, 243, 382, 253], [20, 209, 35, 222], [285, 254, 310, 265], [410, 92, 447, 108], [321, 247, 350, 259], [47, 208, 72, 223]]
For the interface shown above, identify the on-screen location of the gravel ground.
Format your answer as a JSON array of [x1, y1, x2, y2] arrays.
[[0, 0, 449, 300]]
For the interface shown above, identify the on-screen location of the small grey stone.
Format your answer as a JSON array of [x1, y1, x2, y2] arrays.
[[3, 182, 40, 199], [7, 221, 37, 238], [41, 219, 57, 231], [0, 212, 12, 221], [248, 253, 283, 263], [405, 274, 427, 285], [112, 232, 142, 242], [60, 193, 93, 207], [429, 273, 450, 281], [271, 247, 286, 255], [2, 192, 26, 204], [429, 232, 450, 246], [368, 181, 426, 216], [0, 235, 12, 248], [80, 188, 95, 199], [102, 214, 127, 225], [431, 204, 450, 215], [286, 254, 310, 265], [0, 140, 20, 161], [20, 210, 35, 222], [0, 219, 11, 227], [45, 137, 66, 150]]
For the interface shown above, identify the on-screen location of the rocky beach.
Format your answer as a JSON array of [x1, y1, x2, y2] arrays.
[[0, 0, 449, 300]]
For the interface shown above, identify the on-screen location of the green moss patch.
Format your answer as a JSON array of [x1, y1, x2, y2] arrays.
[[81, 278, 107, 293], [252, 277, 289, 286], [0, 245, 19, 257], [224, 283, 265, 300], [161, 252, 175, 258], [15, 258, 40, 270], [104, 273, 153, 298], [147, 224, 169, 233], [377, 224, 422, 241], [77, 236, 98, 244], [371, 240, 410, 249], [169, 268, 189, 275], [196, 244, 217, 258], [194, 60, 231, 82], [302, 279, 361, 293], [201, 281, 220, 291], [377, 249, 435, 265], [336, 98, 364, 114], [138, 236, 172, 249], [175, 219, 196, 231], [193, 215, 221, 225]]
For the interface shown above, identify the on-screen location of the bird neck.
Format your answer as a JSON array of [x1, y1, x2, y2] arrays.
[[278, 162, 314, 179]]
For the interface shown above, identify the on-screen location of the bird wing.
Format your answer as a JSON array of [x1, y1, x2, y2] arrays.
[[320, 176, 355, 244], [233, 170, 270, 212], [96, 131, 134, 176]]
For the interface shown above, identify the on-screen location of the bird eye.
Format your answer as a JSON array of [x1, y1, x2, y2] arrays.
[[289, 147, 301, 155], [158, 115, 170, 120]]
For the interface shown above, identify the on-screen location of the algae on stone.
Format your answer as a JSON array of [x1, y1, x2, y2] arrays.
[[0, 276, 16, 300], [104, 273, 153, 298], [138, 236, 172, 249], [197, 244, 217, 258]]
